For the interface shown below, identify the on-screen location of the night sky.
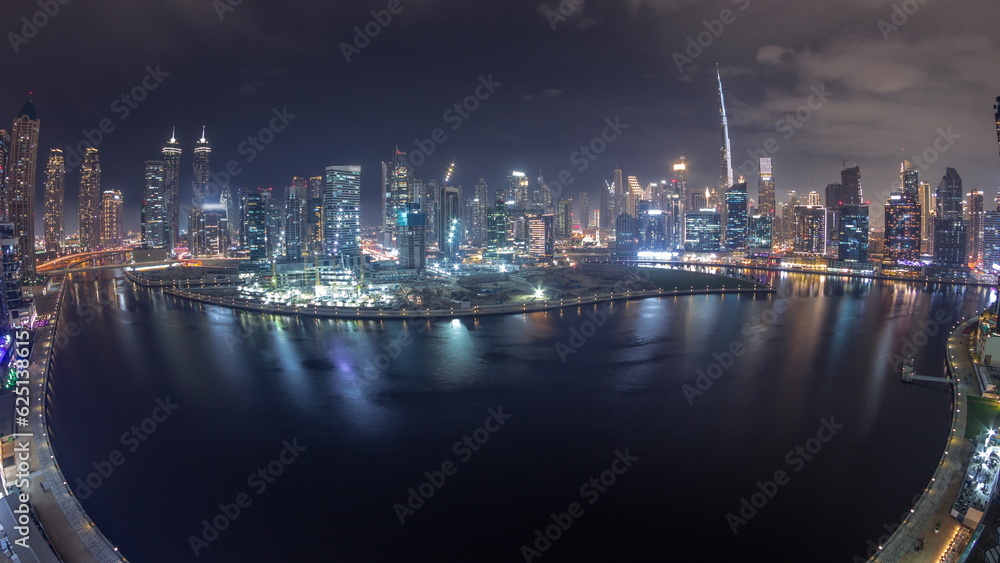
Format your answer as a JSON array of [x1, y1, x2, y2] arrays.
[[2, 0, 998, 233]]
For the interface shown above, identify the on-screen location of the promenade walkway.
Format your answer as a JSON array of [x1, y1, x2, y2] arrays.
[[870, 317, 976, 562], [15, 277, 125, 563]]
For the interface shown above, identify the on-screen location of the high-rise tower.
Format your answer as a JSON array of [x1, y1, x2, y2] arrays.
[[79, 148, 101, 251], [324, 165, 362, 267], [717, 65, 734, 191], [162, 128, 181, 249], [0, 130, 9, 222], [99, 190, 123, 248], [9, 97, 40, 277], [141, 160, 168, 248], [43, 149, 65, 253], [382, 148, 412, 247], [969, 190, 984, 266], [933, 167, 966, 268], [758, 158, 775, 217], [192, 127, 211, 205]]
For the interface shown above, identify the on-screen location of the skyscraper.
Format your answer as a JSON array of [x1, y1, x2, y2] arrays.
[[806, 191, 821, 206], [983, 211, 1000, 271], [933, 168, 966, 269], [486, 201, 508, 252], [969, 190, 984, 266], [243, 189, 268, 262], [626, 176, 642, 217], [79, 148, 101, 251], [0, 130, 9, 222], [684, 209, 722, 252], [468, 178, 488, 246], [141, 160, 168, 248], [192, 127, 211, 205], [612, 169, 624, 223], [758, 158, 775, 217], [994, 96, 1000, 165], [748, 214, 773, 250], [837, 204, 869, 263], [43, 149, 65, 253], [840, 166, 862, 205], [439, 185, 461, 258], [162, 128, 181, 248], [918, 179, 933, 255], [323, 165, 362, 267], [724, 183, 749, 250], [99, 190, 123, 248], [285, 177, 307, 260], [556, 198, 573, 238], [717, 65, 734, 190], [792, 205, 827, 255], [579, 191, 590, 231], [509, 171, 529, 209], [884, 191, 921, 266], [398, 203, 427, 270], [529, 214, 555, 259], [0, 223, 26, 329], [9, 97, 40, 277], [673, 157, 689, 206], [382, 148, 412, 248]]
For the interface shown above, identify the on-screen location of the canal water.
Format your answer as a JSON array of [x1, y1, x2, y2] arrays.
[[46, 269, 992, 562]]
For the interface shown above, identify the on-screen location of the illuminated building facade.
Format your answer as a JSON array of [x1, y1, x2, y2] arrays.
[[79, 148, 101, 251], [99, 190, 123, 248], [141, 160, 168, 248], [933, 167, 966, 269], [528, 214, 555, 259], [724, 183, 749, 250], [162, 128, 181, 248], [397, 203, 426, 270], [792, 205, 827, 255], [43, 149, 65, 253], [684, 209, 722, 252], [324, 165, 362, 267], [758, 158, 775, 217], [9, 98, 39, 277], [837, 204, 869, 262]]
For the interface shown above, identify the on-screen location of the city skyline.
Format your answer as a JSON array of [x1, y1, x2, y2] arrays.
[[0, 0, 997, 234]]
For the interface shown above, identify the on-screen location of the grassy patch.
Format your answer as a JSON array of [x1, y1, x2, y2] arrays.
[[966, 396, 1000, 438]]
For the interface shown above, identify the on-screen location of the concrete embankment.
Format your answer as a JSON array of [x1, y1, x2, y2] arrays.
[[868, 317, 975, 562], [24, 276, 125, 562]]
